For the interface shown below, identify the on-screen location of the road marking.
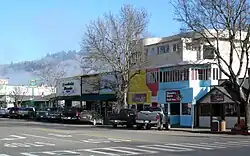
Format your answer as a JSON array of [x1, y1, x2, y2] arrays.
[[164, 143, 214, 150], [4, 142, 55, 148], [138, 144, 188, 152], [48, 133, 72, 138], [116, 147, 158, 153], [0, 154, 11, 156], [81, 138, 131, 144], [21, 133, 82, 144], [21, 153, 40, 156], [0, 135, 26, 141]]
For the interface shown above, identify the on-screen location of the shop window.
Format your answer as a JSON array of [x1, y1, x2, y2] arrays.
[[170, 103, 180, 115], [212, 104, 221, 116], [225, 104, 237, 116], [200, 104, 210, 116], [182, 103, 191, 115]]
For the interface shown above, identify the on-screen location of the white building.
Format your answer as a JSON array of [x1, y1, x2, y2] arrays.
[[0, 79, 55, 107]]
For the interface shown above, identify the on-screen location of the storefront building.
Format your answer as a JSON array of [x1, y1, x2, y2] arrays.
[[197, 83, 245, 129], [56, 76, 82, 107], [128, 70, 152, 111], [156, 64, 218, 127]]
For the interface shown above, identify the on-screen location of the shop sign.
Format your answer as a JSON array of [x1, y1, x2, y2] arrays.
[[56, 77, 81, 96], [210, 91, 224, 102], [132, 93, 147, 102], [166, 90, 181, 102]]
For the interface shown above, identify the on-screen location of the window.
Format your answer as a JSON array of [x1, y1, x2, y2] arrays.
[[212, 68, 219, 80], [182, 103, 191, 115], [146, 71, 159, 84], [165, 44, 170, 52], [200, 104, 210, 116], [157, 45, 166, 54], [173, 44, 177, 52], [186, 43, 192, 50], [198, 69, 203, 80], [170, 103, 180, 115], [161, 68, 190, 82], [203, 45, 215, 59], [160, 71, 163, 82], [197, 69, 210, 80], [225, 104, 237, 117]]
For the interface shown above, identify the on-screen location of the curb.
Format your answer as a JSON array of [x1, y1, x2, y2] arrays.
[[168, 129, 250, 135]]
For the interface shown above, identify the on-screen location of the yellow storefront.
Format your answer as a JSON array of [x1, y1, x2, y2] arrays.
[[128, 70, 152, 111]]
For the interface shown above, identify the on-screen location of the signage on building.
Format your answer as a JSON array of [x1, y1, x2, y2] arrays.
[[210, 91, 224, 102], [166, 90, 181, 102], [132, 93, 147, 102], [56, 77, 81, 97]]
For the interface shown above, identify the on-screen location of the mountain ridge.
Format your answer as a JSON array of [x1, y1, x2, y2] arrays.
[[0, 50, 84, 85]]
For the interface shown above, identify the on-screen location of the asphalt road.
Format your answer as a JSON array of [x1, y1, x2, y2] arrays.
[[0, 118, 250, 156]]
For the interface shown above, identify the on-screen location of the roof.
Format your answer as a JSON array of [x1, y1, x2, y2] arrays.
[[197, 82, 242, 104]]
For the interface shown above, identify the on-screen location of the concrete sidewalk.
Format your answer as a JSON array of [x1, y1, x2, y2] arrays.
[[169, 127, 250, 135]]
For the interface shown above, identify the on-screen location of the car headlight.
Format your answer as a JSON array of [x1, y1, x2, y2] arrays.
[[45, 112, 48, 115]]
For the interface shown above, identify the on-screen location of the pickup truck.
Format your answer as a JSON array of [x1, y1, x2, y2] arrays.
[[109, 109, 136, 128], [135, 107, 168, 130], [18, 107, 36, 119]]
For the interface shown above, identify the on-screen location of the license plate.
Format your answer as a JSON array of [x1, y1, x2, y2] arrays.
[[145, 121, 149, 123]]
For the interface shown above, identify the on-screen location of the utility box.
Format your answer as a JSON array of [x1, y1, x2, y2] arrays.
[[211, 119, 220, 131]]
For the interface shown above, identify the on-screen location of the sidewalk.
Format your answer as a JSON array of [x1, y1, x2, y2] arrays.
[[169, 127, 250, 135]]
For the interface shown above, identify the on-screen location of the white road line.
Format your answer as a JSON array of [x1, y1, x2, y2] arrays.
[[102, 148, 141, 155], [0, 135, 26, 141], [199, 143, 227, 148], [48, 133, 72, 138], [162, 144, 195, 151], [82, 149, 119, 155], [41, 152, 56, 155], [163, 143, 213, 150], [138, 145, 183, 152], [182, 143, 221, 149], [0, 154, 11, 156], [21, 133, 82, 144], [20, 153, 40, 156], [117, 147, 159, 154]]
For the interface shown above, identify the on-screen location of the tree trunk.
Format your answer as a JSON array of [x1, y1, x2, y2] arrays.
[[245, 102, 250, 131]]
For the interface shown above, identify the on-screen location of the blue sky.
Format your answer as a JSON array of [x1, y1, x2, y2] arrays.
[[0, 0, 181, 64]]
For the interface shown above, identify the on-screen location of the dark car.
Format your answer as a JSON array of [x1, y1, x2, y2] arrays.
[[9, 107, 20, 118], [47, 107, 63, 122], [18, 107, 36, 119], [61, 107, 83, 122], [109, 109, 136, 128], [35, 108, 49, 121]]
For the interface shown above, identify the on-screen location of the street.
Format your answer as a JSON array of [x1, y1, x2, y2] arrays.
[[0, 118, 250, 156]]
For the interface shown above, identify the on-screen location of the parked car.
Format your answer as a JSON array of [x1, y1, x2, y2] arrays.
[[0, 108, 10, 118], [35, 108, 49, 121], [18, 107, 36, 119], [61, 107, 84, 123], [9, 107, 20, 118], [109, 109, 136, 128], [79, 110, 103, 125], [47, 107, 63, 122], [135, 107, 168, 130]]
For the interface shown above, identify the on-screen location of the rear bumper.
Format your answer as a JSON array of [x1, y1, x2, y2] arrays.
[[61, 116, 79, 120], [136, 120, 158, 124]]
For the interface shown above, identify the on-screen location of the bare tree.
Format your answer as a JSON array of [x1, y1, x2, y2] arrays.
[[35, 62, 66, 95], [172, 0, 250, 129], [81, 4, 149, 109], [9, 86, 27, 107]]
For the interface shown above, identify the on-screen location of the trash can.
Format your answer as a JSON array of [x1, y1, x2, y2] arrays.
[[211, 118, 220, 131], [220, 120, 226, 131]]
